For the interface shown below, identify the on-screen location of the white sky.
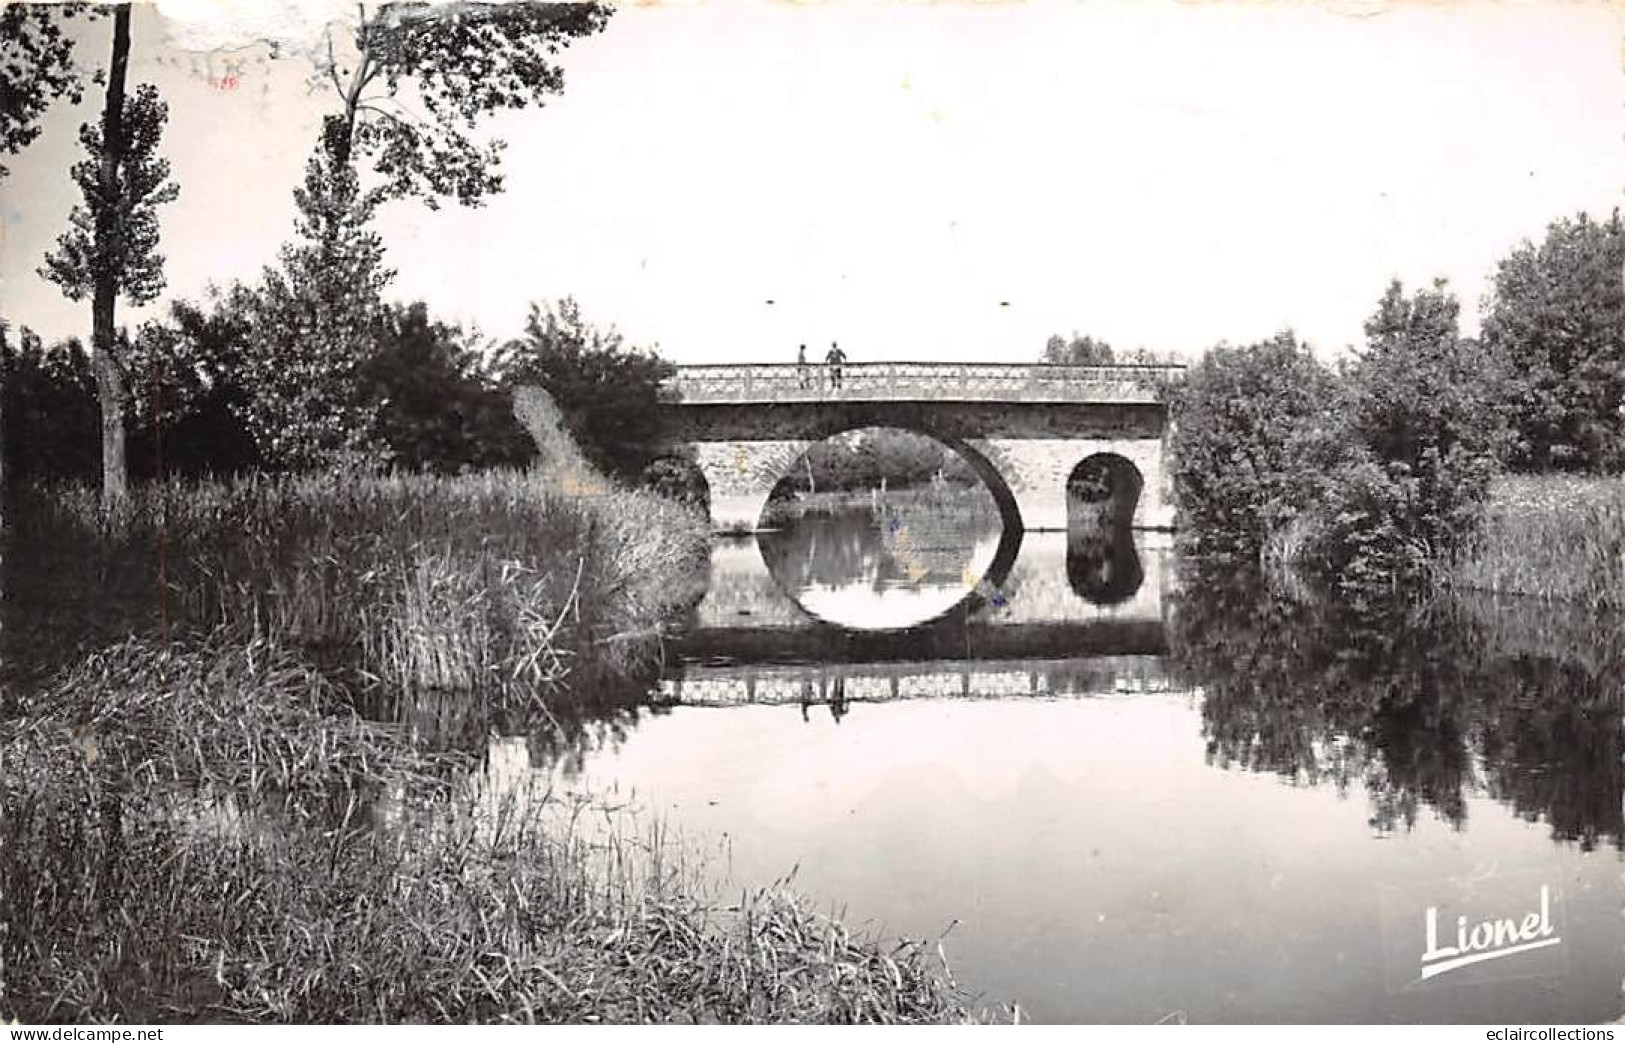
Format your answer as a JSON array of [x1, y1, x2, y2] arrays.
[[3, 0, 1623, 364]]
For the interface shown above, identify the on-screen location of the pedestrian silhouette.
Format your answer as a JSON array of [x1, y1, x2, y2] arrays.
[[797, 343, 810, 389], [829, 674, 848, 723], [825, 341, 847, 391]]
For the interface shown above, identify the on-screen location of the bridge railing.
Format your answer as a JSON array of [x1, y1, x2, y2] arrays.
[[662, 361, 1185, 404]]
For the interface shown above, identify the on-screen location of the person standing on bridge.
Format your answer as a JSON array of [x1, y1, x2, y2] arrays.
[[797, 343, 810, 388], [825, 341, 847, 392]]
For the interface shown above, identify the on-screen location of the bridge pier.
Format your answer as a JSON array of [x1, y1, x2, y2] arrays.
[[690, 440, 812, 531]]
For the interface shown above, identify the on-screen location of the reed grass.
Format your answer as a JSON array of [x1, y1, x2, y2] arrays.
[[6, 469, 709, 698], [1441, 474, 1625, 611]]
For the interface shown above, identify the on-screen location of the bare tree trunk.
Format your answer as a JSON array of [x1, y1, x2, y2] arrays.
[[93, 5, 132, 506]]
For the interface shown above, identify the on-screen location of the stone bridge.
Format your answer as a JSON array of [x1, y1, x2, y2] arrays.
[[656, 362, 1183, 532]]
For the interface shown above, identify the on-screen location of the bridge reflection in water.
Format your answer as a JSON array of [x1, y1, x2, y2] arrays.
[[661, 528, 1179, 711]]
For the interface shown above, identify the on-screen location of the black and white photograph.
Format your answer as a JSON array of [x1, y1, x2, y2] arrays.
[[1, 0, 1623, 1027]]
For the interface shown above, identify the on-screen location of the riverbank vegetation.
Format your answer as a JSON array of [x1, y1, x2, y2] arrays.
[[0, 467, 985, 1023], [5, 471, 710, 692], [1168, 208, 1624, 602], [2, 629, 981, 1023], [1441, 475, 1625, 612]]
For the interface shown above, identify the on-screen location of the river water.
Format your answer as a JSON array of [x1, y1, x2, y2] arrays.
[[504, 501, 1625, 1023]]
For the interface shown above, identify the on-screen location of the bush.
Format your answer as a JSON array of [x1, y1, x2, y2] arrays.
[[358, 302, 534, 474], [1167, 331, 1338, 556], [1302, 281, 1505, 586], [0, 327, 99, 485], [495, 299, 674, 481]]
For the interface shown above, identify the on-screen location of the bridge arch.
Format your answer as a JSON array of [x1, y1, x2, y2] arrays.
[[1066, 452, 1144, 531], [747, 425, 1027, 631]]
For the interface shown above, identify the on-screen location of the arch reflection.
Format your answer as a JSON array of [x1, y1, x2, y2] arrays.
[[1067, 527, 1144, 606]]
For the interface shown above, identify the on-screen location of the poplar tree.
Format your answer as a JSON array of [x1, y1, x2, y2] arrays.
[[39, 5, 177, 503]]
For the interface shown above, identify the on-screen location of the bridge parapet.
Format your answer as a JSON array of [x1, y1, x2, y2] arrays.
[[663, 362, 1183, 405]]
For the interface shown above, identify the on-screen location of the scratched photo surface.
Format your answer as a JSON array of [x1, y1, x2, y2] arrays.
[[2, 0, 1624, 1026]]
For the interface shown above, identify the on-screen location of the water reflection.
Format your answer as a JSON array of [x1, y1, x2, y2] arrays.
[[1171, 560, 1625, 851], [1066, 526, 1144, 606], [375, 510, 1625, 1022], [756, 502, 1003, 629], [755, 503, 1153, 630]]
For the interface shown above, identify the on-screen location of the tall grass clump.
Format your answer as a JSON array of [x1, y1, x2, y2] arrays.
[[1442, 475, 1625, 611], [7, 468, 708, 698]]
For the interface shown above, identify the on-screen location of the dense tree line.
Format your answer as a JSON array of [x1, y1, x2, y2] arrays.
[[1169, 281, 1505, 584], [1, 291, 680, 484], [1041, 333, 1177, 367], [1167, 208, 1624, 586]]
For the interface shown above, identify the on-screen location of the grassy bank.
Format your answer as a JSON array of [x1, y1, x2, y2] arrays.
[[1, 471, 985, 1023], [1442, 475, 1625, 612], [1, 638, 979, 1023]]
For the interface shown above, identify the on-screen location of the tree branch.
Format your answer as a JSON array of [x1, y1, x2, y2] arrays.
[[356, 100, 431, 132], [324, 29, 344, 99]]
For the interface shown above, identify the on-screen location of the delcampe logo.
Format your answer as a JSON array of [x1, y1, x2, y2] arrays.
[[1380, 869, 1569, 991], [1419, 883, 1560, 982]]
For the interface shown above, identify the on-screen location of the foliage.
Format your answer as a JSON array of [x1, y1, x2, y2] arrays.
[[1482, 210, 1625, 473], [1166, 331, 1339, 556], [1041, 335, 1180, 368], [641, 455, 709, 512], [772, 428, 981, 498], [314, 1, 610, 208], [1042, 332, 1115, 366], [358, 302, 533, 473], [7, 291, 550, 484], [233, 146, 393, 472], [38, 85, 178, 305], [119, 295, 262, 480], [1169, 284, 1505, 589], [0, 327, 98, 484], [0, 3, 88, 179], [495, 298, 675, 479], [1305, 280, 1506, 585]]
